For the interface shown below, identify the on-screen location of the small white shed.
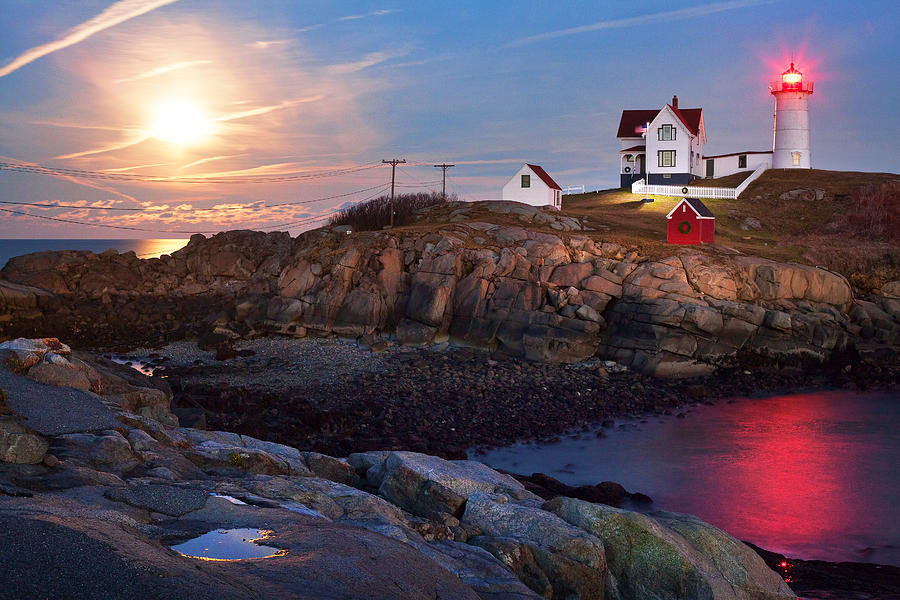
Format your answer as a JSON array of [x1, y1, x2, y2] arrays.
[[501, 164, 562, 209]]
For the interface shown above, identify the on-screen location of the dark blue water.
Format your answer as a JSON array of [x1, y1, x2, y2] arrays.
[[0, 239, 188, 270], [478, 391, 900, 566]]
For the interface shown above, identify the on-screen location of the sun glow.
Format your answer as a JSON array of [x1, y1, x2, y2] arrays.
[[150, 99, 214, 145]]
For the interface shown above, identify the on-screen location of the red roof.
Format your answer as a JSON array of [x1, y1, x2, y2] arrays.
[[617, 110, 660, 138], [667, 105, 702, 137], [525, 164, 561, 190], [620, 145, 646, 152], [617, 106, 703, 138]]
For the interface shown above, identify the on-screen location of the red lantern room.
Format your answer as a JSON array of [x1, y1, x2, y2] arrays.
[[782, 62, 802, 89], [771, 62, 813, 94]]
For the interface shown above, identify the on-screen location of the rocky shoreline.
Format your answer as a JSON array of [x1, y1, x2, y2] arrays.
[[1, 202, 898, 380], [127, 336, 894, 461], [1, 336, 808, 600]]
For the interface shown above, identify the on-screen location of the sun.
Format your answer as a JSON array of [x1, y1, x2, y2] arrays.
[[150, 99, 214, 145]]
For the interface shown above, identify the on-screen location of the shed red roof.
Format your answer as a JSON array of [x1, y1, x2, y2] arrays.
[[525, 164, 561, 190]]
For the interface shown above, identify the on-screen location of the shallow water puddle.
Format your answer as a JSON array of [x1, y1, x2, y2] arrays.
[[170, 528, 287, 561], [107, 355, 157, 377]]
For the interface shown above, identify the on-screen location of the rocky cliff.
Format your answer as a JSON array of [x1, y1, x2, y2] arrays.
[[1, 201, 898, 375], [0, 338, 796, 599]]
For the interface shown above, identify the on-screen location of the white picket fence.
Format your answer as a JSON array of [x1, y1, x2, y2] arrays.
[[631, 163, 767, 199]]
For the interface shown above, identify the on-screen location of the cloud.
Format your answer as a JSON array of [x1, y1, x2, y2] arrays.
[[249, 40, 291, 49], [215, 96, 325, 122], [179, 154, 246, 170], [328, 50, 407, 74], [114, 59, 210, 83], [507, 0, 776, 47], [54, 134, 153, 160], [339, 9, 399, 22], [0, 0, 180, 78]]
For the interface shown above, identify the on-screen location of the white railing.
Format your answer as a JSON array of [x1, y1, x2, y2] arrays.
[[631, 163, 767, 199], [733, 163, 768, 196]]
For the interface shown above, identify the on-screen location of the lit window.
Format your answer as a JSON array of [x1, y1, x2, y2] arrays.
[[792, 152, 800, 166], [521, 174, 530, 188], [738, 155, 747, 168], [658, 124, 675, 141], [658, 150, 676, 167]]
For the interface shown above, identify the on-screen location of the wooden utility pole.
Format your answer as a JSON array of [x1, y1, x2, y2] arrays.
[[433, 163, 455, 199], [382, 158, 406, 228]]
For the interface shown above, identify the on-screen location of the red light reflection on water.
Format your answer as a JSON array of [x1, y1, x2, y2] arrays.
[[655, 392, 898, 563]]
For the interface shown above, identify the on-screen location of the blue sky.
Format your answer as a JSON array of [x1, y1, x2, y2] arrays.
[[0, 0, 897, 237]]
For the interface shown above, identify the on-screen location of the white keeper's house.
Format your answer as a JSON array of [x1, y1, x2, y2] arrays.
[[617, 96, 706, 188], [501, 163, 563, 209]]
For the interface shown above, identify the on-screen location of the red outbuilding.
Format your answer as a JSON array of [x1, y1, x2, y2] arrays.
[[666, 198, 715, 244]]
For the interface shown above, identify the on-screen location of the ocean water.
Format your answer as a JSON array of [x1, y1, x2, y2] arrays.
[[477, 390, 900, 566], [0, 239, 189, 270]]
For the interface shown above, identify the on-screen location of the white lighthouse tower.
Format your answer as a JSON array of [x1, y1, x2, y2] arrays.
[[770, 62, 814, 169]]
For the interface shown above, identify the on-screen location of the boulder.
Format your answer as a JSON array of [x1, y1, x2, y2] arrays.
[[0, 418, 48, 464], [462, 492, 606, 600], [53, 432, 140, 473], [27, 361, 91, 390], [545, 497, 795, 600], [376, 452, 535, 518]]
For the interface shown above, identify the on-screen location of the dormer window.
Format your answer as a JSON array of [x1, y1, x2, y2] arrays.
[[521, 174, 530, 188], [658, 124, 676, 141]]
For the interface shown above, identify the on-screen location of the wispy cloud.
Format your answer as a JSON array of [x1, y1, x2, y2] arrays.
[[249, 40, 291, 49], [215, 96, 325, 122], [114, 59, 210, 83], [54, 134, 152, 160], [0, 0, 180, 78], [328, 50, 407, 74], [179, 154, 246, 170], [101, 162, 170, 172], [339, 9, 399, 22], [299, 8, 399, 32], [507, 0, 776, 47]]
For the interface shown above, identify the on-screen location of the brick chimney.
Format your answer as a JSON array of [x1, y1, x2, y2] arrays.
[[672, 95, 678, 109]]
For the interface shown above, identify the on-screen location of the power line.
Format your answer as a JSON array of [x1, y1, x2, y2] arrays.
[[0, 206, 220, 235], [0, 183, 391, 213], [0, 183, 393, 235], [0, 160, 384, 184]]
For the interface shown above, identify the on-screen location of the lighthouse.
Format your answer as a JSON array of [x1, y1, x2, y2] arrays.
[[770, 62, 814, 169]]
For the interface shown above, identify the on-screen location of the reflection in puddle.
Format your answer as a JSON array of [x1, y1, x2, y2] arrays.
[[170, 528, 287, 561], [107, 355, 157, 377]]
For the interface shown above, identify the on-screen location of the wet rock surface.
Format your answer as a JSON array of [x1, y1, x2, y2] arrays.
[[0, 338, 811, 600]]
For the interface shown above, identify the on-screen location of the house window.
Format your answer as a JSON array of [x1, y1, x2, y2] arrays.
[[658, 150, 676, 167], [738, 154, 747, 169], [521, 174, 530, 188], [624, 154, 633, 162], [658, 124, 676, 141], [792, 152, 800, 166]]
